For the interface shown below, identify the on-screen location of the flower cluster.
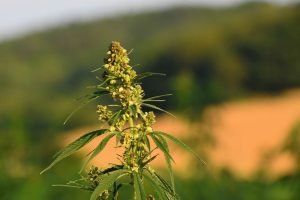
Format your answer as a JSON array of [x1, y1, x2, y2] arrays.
[[95, 42, 157, 172], [103, 42, 135, 83], [102, 42, 142, 109], [96, 42, 145, 129], [96, 105, 112, 122], [142, 111, 156, 128]]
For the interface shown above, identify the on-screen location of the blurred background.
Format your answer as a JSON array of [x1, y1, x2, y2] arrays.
[[1, 0, 300, 199]]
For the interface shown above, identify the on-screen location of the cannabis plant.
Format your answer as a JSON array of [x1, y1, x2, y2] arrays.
[[41, 41, 203, 200]]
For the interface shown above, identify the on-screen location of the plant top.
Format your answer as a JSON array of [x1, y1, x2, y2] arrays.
[[41, 41, 203, 200]]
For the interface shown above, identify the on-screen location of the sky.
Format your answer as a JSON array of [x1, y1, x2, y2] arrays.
[[0, 0, 297, 41]]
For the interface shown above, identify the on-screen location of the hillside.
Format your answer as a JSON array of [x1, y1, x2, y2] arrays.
[[0, 3, 300, 137]]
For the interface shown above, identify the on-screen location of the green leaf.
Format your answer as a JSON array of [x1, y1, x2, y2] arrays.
[[146, 94, 172, 100], [128, 104, 137, 117], [142, 103, 175, 118], [141, 154, 158, 168], [108, 110, 123, 125], [93, 90, 109, 96], [144, 174, 167, 200], [136, 72, 166, 81], [115, 131, 122, 146], [96, 77, 114, 88], [41, 129, 107, 174], [153, 131, 206, 165], [81, 132, 116, 172], [149, 133, 174, 163], [91, 66, 103, 72], [146, 169, 179, 200], [143, 99, 166, 102], [155, 134, 175, 193], [149, 133, 176, 195], [90, 170, 127, 200], [63, 96, 99, 125], [133, 172, 147, 200], [101, 165, 124, 175], [112, 182, 123, 199], [144, 135, 151, 151]]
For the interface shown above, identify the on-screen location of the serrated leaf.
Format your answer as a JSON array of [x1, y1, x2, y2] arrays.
[[81, 132, 116, 172], [149, 133, 174, 163], [155, 134, 175, 193], [41, 129, 107, 174], [146, 169, 179, 200], [90, 170, 127, 200], [133, 172, 147, 200], [150, 171, 172, 193], [142, 103, 175, 118], [144, 174, 167, 200], [153, 131, 206, 165], [149, 133, 176, 195], [154, 172, 179, 200]]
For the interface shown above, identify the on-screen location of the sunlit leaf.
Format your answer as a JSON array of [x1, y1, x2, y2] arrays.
[[142, 103, 175, 117], [41, 129, 107, 174], [81, 132, 116, 172], [149, 133, 176, 194], [156, 133, 175, 193], [149, 133, 174, 163], [153, 131, 206, 165]]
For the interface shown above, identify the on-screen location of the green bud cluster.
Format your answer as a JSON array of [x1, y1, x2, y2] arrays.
[[87, 166, 102, 189]]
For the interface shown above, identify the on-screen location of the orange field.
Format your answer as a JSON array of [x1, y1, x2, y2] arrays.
[[61, 89, 300, 179]]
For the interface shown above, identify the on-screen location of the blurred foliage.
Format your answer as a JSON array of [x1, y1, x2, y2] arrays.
[[1, 2, 300, 199], [282, 121, 300, 170]]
